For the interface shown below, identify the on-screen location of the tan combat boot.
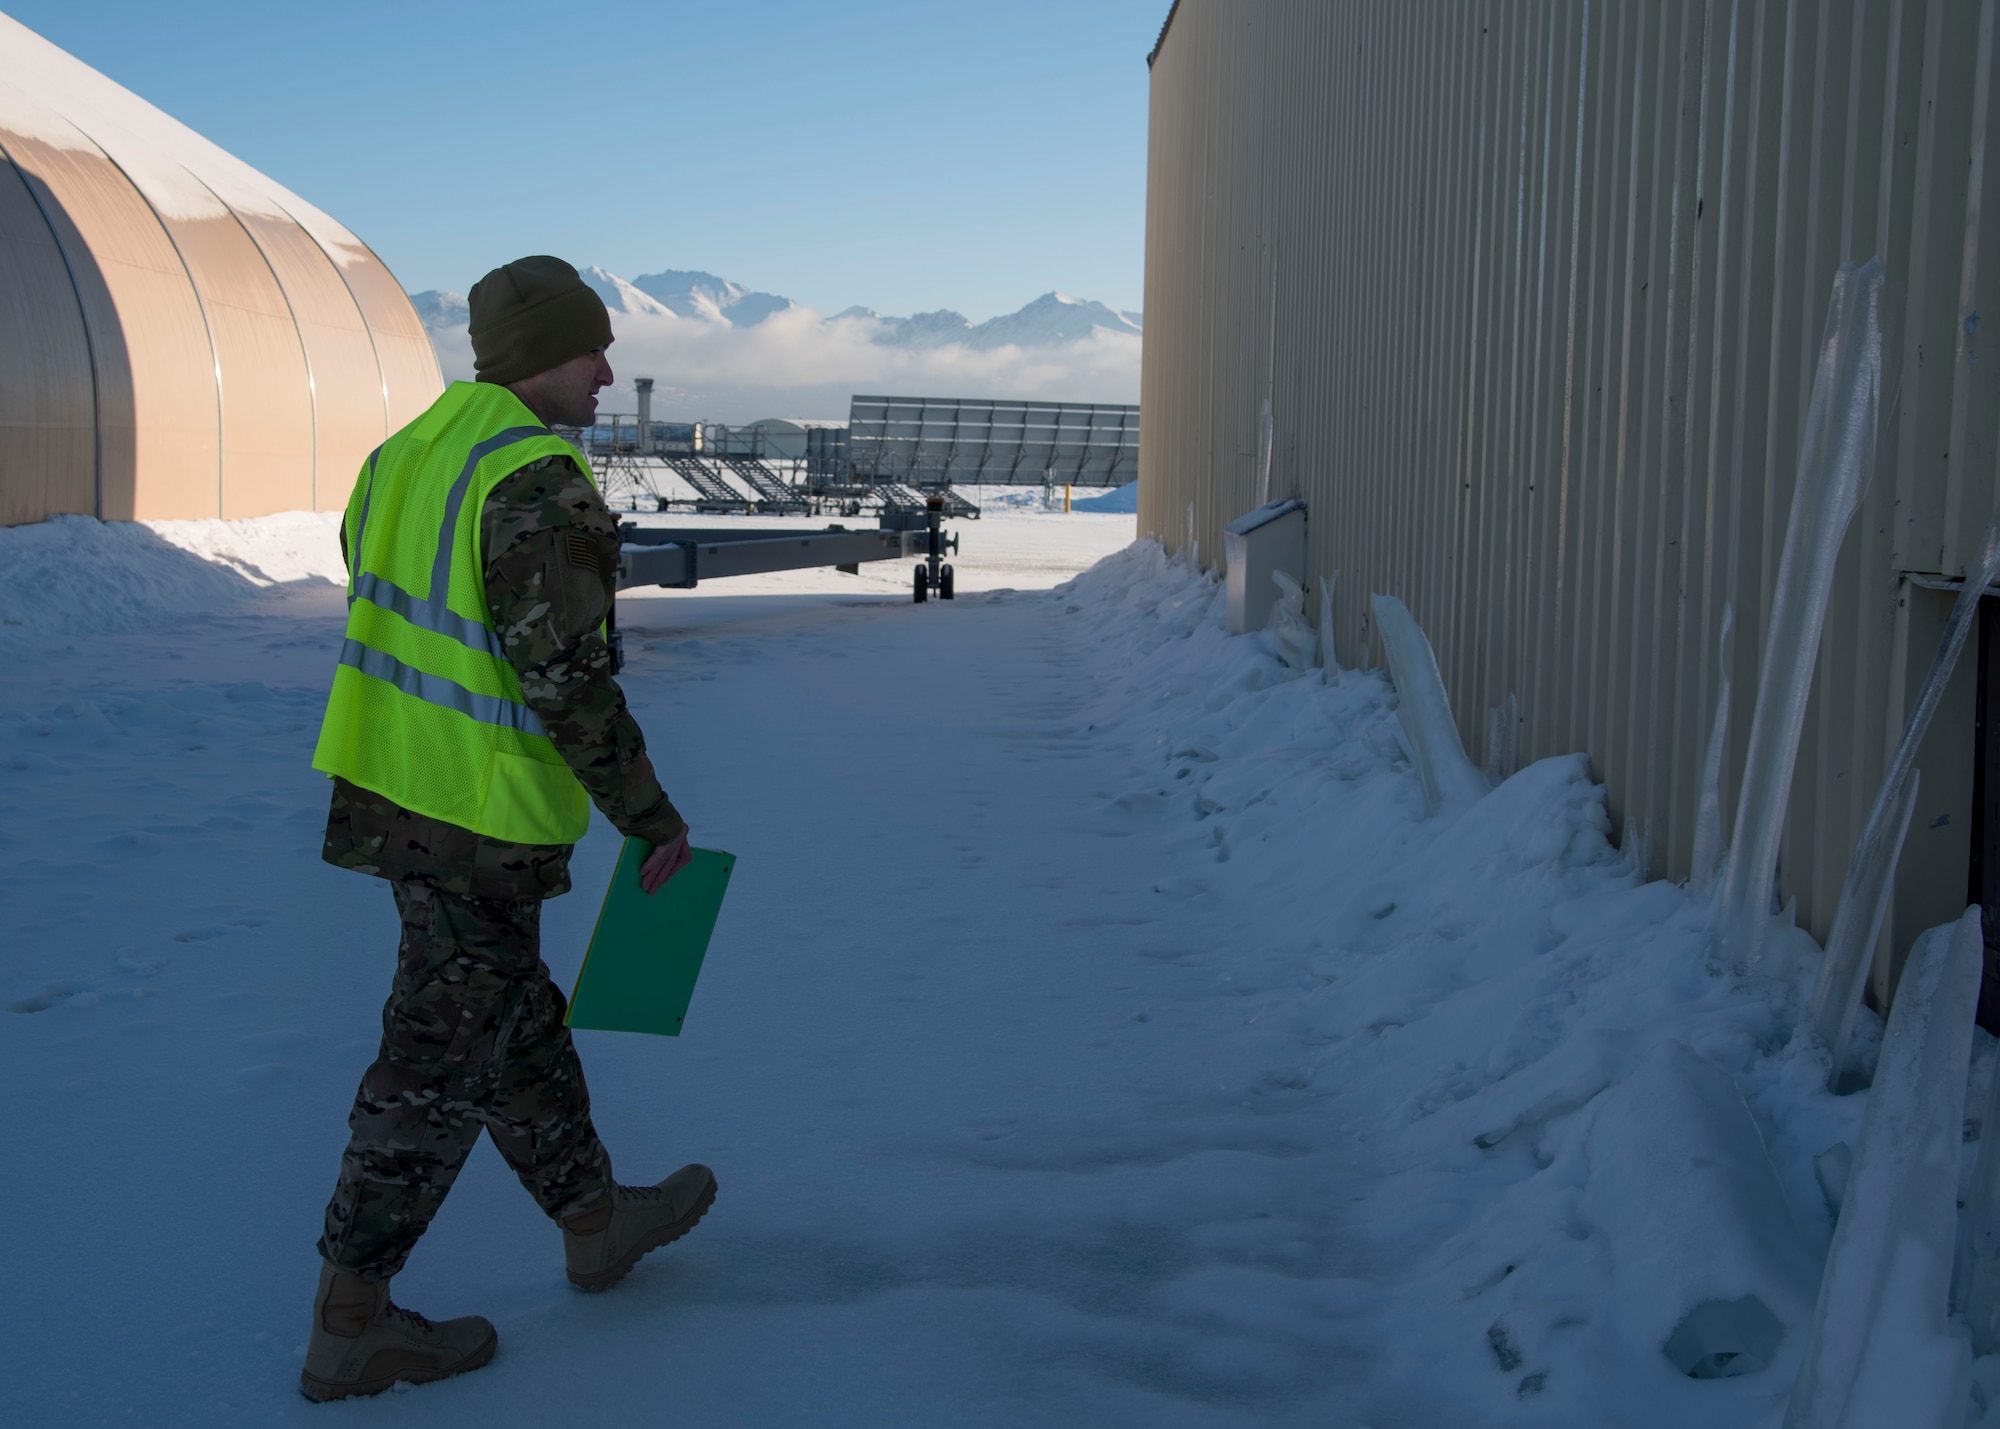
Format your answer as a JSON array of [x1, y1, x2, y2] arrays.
[[299, 1262, 497, 1402], [562, 1163, 717, 1291]]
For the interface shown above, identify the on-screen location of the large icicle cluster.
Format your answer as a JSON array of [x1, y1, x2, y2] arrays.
[[1165, 258, 1996, 1424], [1806, 509, 2000, 1082], [1368, 593, 1490, 817], [1689, 604, 1734, 898], [1691, 260, 1996, 1427], [1784, 911, 1983, 1427], [1714, 259, 1883, 974]]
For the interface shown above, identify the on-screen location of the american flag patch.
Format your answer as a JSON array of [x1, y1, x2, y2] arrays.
[[565, 533, 605, 574]]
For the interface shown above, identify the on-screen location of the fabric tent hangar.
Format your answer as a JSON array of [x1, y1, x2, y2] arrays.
[[0, 13, 440, 527]]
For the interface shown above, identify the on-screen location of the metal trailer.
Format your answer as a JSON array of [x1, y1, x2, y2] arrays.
[[609, 501, 959, 664]]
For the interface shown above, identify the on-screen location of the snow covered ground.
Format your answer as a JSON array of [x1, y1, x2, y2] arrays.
[[0, 508, 1962, 1425]]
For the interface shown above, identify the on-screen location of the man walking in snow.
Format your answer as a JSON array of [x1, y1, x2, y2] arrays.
[[300, 256, 715, 1402]]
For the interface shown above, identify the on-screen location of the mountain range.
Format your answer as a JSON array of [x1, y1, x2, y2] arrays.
[[408, 268, 1143, 351]]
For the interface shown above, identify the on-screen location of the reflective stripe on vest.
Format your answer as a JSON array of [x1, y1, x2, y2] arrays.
[[343, 423, 550, 726], [336, 639, 545, 734], [310, 382, 597, 845]]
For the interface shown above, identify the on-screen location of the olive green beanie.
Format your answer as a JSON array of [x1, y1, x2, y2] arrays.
[[468, 256, 613, 387]]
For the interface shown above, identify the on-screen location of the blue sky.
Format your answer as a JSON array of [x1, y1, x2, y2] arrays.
[[8, 0, 1163, 319]]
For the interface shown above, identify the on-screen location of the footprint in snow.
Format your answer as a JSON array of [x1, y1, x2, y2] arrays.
[[9, 983, 95, 1014], [232, 1063, 306, 1089], [172, 911, 272, 942]]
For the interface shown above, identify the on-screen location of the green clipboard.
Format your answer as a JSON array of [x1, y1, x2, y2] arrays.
[[565, 838, 736, 1036]]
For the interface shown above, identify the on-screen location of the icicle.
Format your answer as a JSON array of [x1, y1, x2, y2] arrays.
[[1370, 594, 1491, 817], [1481, 695, 1519, 781], [1959, 1006, 2000, 1356], [1807, 502, 2000, 1082], [1319, 573, 1341, 677], [1784, 909, 1980, 1428], [1506, 693, 1519, 779], [1255, 396, 1275, 507], [1810, 771, 1922, 1085], [1623, 816, 1650, 883], [1716, 260, 1884, 974], [1690, 603, 1735, 898], [1267, 571, 1316, 670], [1500, 693, 1520, 779]]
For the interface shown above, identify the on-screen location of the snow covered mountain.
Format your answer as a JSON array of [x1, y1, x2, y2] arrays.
[[961, 291, 1143, 348], [407, 288, 468, 327], [404, 268, 1144, 421], [833, 292, 1143, 350], [409, 272, 1140, 347], [579, 265, 676, 318], [631, 269, 800, 325], [831, 306, 975, 348]]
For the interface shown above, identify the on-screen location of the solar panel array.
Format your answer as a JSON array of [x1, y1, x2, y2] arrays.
[[845, 395, 1139, 487]]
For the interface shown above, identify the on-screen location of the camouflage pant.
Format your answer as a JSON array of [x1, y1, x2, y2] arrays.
[[318, 879, 612, 1281]]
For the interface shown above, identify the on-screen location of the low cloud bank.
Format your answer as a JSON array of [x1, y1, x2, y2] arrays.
[[423, 303, 1141, 424]]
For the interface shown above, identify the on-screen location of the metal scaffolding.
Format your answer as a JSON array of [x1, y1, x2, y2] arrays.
[[558, 382, 1074, 519]]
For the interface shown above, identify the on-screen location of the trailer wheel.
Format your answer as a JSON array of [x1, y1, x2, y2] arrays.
[[939, 564, 955, 600], [913, 563, 928, 603]]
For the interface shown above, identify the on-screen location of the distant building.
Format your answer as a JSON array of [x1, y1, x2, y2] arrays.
[[0, 14, 439, 526], [731, 418, 847, 462]]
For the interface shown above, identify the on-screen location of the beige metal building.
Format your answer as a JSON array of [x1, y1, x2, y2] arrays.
[[1140, 0, 2000, 998], [0, 13, 439, 528]]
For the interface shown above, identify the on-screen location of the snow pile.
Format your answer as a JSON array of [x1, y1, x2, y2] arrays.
[[1047, 539, 1910, 1424], [948, 483, 1137, 514], [0, 510, 342, 646], [8, 517, 1985, 1424], [142, 510, 345, 587], [957, 484, 1052, 512], [1072, 481, 1137, 512]]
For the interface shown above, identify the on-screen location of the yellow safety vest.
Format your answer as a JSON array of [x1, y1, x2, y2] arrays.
[[311, 381, 596, 845]]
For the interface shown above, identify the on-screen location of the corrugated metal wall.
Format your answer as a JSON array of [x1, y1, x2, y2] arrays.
[[1140, 0, 2000, 990]]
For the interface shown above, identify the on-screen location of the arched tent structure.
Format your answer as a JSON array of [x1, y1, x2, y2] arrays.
[[0, 13, 440, 527]]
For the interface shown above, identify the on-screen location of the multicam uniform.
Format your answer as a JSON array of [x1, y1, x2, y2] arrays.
[[318, 454, 685, 1283]]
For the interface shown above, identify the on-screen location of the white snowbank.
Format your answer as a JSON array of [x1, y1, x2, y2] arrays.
[[141, 510, 346, 587], [947, 482, 1136, 514], [1048, 539, 1913, 1423], [6, 525, 1984, 1425], [1072, 481, 1137, 512], [0, 510, 343, 646]]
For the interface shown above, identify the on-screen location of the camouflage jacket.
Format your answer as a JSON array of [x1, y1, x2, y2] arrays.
[[322, 452, 685, 899]]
